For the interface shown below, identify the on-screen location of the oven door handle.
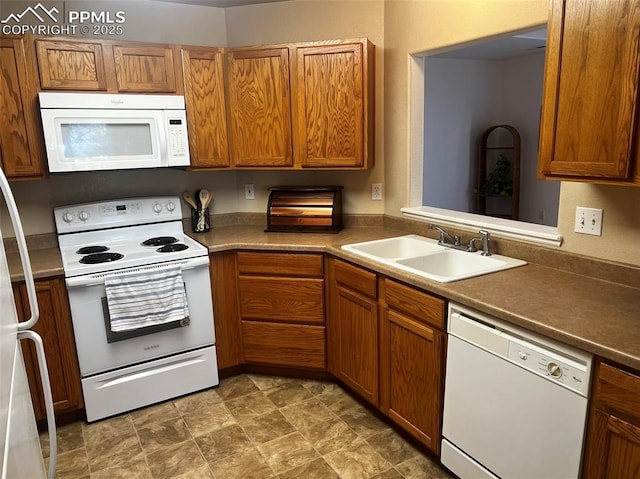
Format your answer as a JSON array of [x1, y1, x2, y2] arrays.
[[65, 255, 210, 288]]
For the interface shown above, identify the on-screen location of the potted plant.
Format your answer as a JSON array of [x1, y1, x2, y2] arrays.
[[478, 154, 513, 197]]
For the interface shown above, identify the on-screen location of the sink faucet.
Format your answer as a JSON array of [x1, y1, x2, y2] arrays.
[[430, 224, 492, 255]]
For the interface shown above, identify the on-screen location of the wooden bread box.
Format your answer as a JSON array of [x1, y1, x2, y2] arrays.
[[266, 186, 343, 233]]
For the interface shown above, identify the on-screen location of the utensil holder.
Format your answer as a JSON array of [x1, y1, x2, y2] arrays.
[[191, 207, 210, 233]]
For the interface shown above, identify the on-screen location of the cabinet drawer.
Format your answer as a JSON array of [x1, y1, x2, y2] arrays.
[[237, 252, 323, 277], [333, 259, 377, 299], [383, 279, 445, 330], [241, 321, 325, 369], [239, 277, 324, 324], [594, 362, 640, 419]]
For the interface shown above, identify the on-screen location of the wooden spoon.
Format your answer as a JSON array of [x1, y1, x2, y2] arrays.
[[182, 191, 198, 210], [198, 188, 212, 209]]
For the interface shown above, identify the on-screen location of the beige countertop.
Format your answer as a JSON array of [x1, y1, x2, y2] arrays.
[[8, 224, 640, 371]]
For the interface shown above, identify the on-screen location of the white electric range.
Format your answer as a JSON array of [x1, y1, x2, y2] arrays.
[[54, 196, 219, 422]]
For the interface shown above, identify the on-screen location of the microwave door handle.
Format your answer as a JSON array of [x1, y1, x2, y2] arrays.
[[157, 113, 168, 166], [0, 169, 39, 330]]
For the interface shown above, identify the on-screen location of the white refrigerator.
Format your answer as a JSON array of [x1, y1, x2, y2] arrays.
[[0, 167, 56, 479]]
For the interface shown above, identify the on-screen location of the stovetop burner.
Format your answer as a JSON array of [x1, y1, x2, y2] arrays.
[[76, 245, 109, 255], [156, 243, 189, 253], [79, 252, 125, 264], [142, 236, 178, 247]]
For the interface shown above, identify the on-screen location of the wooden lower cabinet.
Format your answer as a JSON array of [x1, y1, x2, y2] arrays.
[[380, 279, 445, 454], [583, 361, 640, 478], [327, 259, 447, 451], [241, 321, 325, 369], [328, 258, 379, 406], [236, 251, 326, 370], [14, 278, 83, 421], [210, 252, 243, 370]]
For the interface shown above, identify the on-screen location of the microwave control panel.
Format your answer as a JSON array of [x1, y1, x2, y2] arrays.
[[167, 117, 188, 159]]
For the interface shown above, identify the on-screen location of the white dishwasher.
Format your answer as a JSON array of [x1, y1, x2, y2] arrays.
[[441, 303, 593, 479]]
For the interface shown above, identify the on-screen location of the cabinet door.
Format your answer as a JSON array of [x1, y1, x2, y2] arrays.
[[181, 47, 229, 169], [210, 252, 242, 370], [293, 41, 372, 168], [585, 411, 640, 479], [584, 362, 640, 478], [538, 0, 640, 183], [381, 309, 444, 453], [17, 279, 83, 421], [334, 285, 378, 406], [35, 39, 108, 90], [113, 44, 178, 92], [226, 47, 293, 167], [0, 37, 44, 178]]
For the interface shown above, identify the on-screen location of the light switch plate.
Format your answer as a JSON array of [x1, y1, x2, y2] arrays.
[[574, 207, 603, 236]]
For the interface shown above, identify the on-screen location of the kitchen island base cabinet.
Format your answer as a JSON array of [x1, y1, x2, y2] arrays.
[[583, 361, 640, 478], [328, 258, 379, 407], [237, 251, 326, 370], [380, 279, 445, 455], [14, 278, 83, 422]]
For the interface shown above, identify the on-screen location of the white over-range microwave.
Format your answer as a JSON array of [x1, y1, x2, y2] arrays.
[[39, 92, 190, 173]]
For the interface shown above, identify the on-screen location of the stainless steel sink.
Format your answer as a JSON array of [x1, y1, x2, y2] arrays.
[[342, 234, 526, 282]]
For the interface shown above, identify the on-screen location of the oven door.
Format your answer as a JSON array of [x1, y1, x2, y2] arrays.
[[65, 256, 214, 377]]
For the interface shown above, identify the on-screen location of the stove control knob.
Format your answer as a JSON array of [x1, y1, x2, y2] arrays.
[[547, 362, 562, 378], [153, 202, 163, 214], [78, 210, 90, 222], [166, 201, 176, 213], [62, 212, 75, 223]]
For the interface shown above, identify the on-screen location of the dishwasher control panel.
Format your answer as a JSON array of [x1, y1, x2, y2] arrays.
[[507, 339, 589, 395]]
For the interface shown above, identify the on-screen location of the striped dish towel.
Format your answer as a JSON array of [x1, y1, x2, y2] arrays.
[[105, 265, 189, 333]]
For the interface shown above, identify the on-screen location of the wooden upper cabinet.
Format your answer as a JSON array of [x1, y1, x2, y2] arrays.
[[35, 39, 108, 90], [34, 38, 181, 93], [226, 47, 293, 167], [0, 37, 44, 179], [538, 0, 640, 184], [181, 46, 229, 169], [113, 44, 179, 93], [293, 40, 374, 169]]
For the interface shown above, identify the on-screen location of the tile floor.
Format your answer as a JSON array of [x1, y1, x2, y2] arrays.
[[41, 374, 455, 479]]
